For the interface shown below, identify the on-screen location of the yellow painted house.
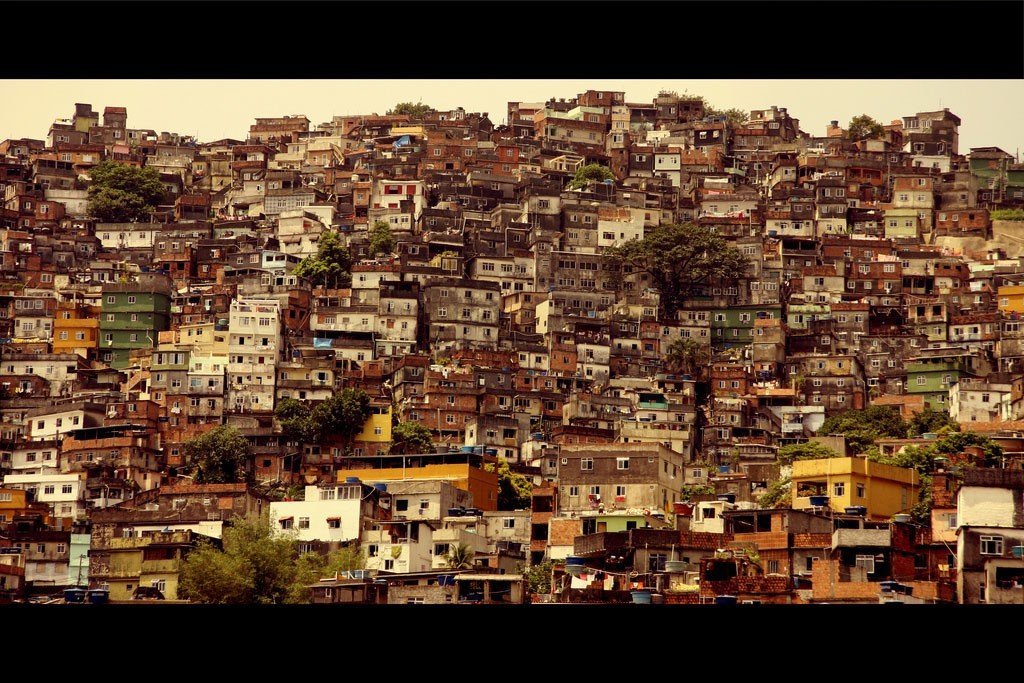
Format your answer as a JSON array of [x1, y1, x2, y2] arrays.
[[53, 304, 100, 361], [791, 457, 919, 520], [354, 405, 393, 451], [338, 451, 500, 511], [997, 285, 1024, 314]]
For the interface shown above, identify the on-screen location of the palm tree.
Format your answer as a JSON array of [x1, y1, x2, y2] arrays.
[[445, 542, 474, 570], [665, 337, 711, 378]]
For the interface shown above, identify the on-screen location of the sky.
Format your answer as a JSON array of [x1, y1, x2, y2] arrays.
[[3, 79, 1022, 156]]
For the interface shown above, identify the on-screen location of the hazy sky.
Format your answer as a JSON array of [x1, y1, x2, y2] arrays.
[[4, 79, 1022, 155]]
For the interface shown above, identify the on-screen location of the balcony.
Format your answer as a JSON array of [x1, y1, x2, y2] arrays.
[[574, 531, 629, 557], [832, 528, 890, 551], [141, 559, 180, 574]]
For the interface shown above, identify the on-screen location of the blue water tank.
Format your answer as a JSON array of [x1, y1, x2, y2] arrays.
[[809, 495, 829, 507], [373, 483, 387, 493], [716, 493, 736, 504], [631, 591, 652, 605], [565, 556, 585, 567], [718, 465, 731, 474], [460, 446, 475, 454], [484, 448, 498, 456], [714, 595, 738, 605], [345, 476, 362, 485]]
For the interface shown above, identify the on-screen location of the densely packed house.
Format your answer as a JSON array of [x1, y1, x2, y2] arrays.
[[2, 93, 1024, 604]]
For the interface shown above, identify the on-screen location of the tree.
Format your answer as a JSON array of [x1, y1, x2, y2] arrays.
[[387, 101, 432, 119], [568, 163, 615, 190], [777, 441, 839, 465], [818, 405, 909, 454], [705, 106, 748, 126], [445, 542, 475, 569], [523, 560, 554, 595], [275, 398, 317, 443], [294, 230, 353, 289], [287, 545, 367, 603], [487, 457, 533, 510], [604, 223, 749, 319], [664, 337, 711, 378], [390, 421, 434, 455], [758, 477, 792, 509], [312, 388, 373, 446], [907, 408, 959, 437], [367, 220, 396, 258], [680, 484, 715, 500], [183, 425, 251, 484], [846, 114, 885, 141], [88, 161, 166, 222], [178, 518, 297, 604]]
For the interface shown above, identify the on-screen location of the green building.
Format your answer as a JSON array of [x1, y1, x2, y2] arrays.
[[905, 353, 967, 410], [100, 273, 173, 369], [711, 305, 782, 349]]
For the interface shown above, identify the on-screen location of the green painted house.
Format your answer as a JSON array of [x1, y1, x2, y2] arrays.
[[905, 355, 966, 410], [711, 305, 782, 349], [100, 274, 173, 369]]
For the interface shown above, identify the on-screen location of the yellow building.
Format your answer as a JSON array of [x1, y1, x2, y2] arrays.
[[997, 285, 1024, 314], [53, 304, 100, 360], [90, 531, 196, 602], [355, 405, 393, 446], [0, 487, 50, 525], [338, 453, 499, 511], [791, 457, 919, 521]]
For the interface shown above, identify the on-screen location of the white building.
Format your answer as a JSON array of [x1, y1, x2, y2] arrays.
[[227, 299, 282, 413], [2, 473, 85, 521], [269, 484, 365, 546]]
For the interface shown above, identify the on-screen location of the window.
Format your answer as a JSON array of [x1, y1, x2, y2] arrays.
[[327, 518, 341, 529], [44, 485, 55, 495], [279, 518, 294, 530], [503, 518, 516, 529], [947, 514, 957, 529], [383, 559, 395, 571], [569, 486, 580, 497], [856, 483, 865, 498], [580, 458, 593, 471], [298, 517, 310, 529], [616, 457, 629, 470], [980, 536, 1004, 555], [62, 484, 73, 494], [855, 555, 876, 574], [766, 560, 780, 574], [833, 482, 845, 496]]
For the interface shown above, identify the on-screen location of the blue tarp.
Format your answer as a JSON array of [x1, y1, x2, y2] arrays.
[[393, 135, 411, 148], [313, 338, 333, 349]]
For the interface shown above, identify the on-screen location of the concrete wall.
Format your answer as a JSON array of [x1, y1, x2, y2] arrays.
[[958, 486, 1016, 527]]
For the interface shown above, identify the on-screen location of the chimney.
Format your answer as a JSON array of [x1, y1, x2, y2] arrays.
[[831, 120, 839, 127]]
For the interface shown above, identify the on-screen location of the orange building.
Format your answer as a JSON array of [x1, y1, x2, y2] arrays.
[[53, 302, 100, 361]]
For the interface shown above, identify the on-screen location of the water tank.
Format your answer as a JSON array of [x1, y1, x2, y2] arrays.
[[716, 493, 736, 504], [809, 495, 829, 507], [484, 448, 498, 457], [922, 433, 938, 440], [718, 465, 731, 474], [345, 476, 362, 485], [565, 556, 585, 567], [844, 506, 867, 516], [631, 590, 652, 604], [714, 595, 738, 605], [460, 446, 475, 454], [373, 483, 387, 493], [893, 514, 912, 524], [447, 508, 464, 517]]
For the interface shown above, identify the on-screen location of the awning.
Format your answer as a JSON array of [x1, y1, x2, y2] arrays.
[[278, 516, 293, 523], [326, 517, 341, 522]]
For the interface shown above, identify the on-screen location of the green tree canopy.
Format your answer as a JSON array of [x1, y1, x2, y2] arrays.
[[390, 421, 434, 455], [183, 425, 251, 484], [777, 441, 839, 465], [664, 337, 711, 377], [907, 408, 959, 437], [294, 230, 353, 289], [846, 114, 885, 141], [312, 388, 373, 446], [287, 545, 366, 603], [604, 223, 749, 319], [758, 477, 792, 509], [275, 398, 317, 443], [88, 161, 165, 222], [387, 101, 432, 119], [569, 163, 615, 190], [818, 405, 909, 454], [523, 559, 554, 595], [486, 457, 533, 510], [367, 220, 396, 258], [178, 518, 297, 604]]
